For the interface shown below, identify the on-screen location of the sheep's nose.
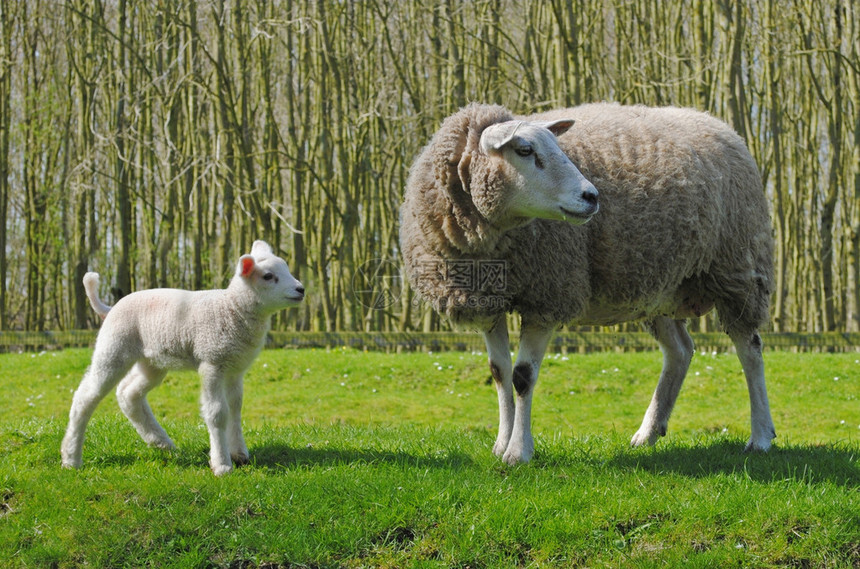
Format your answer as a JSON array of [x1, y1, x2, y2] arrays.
[[582, 188, 598, 206], [295, 285, 305, 295]]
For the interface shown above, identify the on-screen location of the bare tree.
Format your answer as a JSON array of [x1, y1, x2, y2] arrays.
[[0, 0, 857, 335]]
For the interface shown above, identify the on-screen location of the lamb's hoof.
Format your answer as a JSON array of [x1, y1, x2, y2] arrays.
[[149, 439, 176, 451], [61, 459, 81, 470], [630, 431, 654, 447], [630, 425, 665, 447]]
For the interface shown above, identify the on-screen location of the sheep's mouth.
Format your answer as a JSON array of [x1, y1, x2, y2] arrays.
[[559, 206, 597, 222], [286, 294, 305, 302]]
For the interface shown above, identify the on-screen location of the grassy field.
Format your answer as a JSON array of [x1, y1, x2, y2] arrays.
[[1, 347, 858, 568]]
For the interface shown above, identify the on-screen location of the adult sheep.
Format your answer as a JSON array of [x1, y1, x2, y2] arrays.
[[399, 102, 776, 465]]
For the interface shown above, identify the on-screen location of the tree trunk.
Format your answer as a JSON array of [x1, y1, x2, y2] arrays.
[[0, 0, 12, 330]]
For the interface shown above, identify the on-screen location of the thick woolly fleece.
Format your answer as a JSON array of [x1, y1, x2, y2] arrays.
[[399, 102, 773, 334]]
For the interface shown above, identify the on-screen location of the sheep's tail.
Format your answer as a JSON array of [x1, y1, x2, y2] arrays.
[[82, 272, 112, 318]]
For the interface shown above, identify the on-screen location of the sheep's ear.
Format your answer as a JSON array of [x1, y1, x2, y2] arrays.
[[238, 255, 256, 278], [251, 240, 273, 256], [536, 119, 575, 137], [480, 122, 520, 154]]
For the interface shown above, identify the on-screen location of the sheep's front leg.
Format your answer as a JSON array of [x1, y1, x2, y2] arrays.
[[225, 374, 249, 465], [632, 318, 694, 447], [483, 319, 513, 457], [199, 363, 233, 476], [504, 326, 554, 465], [731, 331, 776, 452]]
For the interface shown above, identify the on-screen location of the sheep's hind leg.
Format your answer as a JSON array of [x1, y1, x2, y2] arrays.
[[62, 351, 136, 468], [504, 326, 554, 465], [483, 319, 514, 458], [731, 331, 776, 452], [116, 362, 175, 450], [631, 318, 694, 447]]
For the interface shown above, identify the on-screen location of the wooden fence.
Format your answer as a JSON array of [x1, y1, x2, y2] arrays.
[[2, 330, 858, 354]]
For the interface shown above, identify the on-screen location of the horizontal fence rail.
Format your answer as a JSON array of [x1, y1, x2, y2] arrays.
[[1, 330, 859, 353]]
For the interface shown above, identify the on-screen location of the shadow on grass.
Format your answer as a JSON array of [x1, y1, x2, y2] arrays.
[[89, 442, 477, 472], [57, 423, 856, 486], [249, 442, 476, 472], [52, 421, 481, 474], [607, 438, 859, 487]]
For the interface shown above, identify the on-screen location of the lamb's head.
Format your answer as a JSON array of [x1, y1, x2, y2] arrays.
[[234, 240, 305, 312], [475, 119, 598, 226]]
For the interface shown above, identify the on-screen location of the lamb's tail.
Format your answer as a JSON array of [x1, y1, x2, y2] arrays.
[[82, 272, 112, 318]]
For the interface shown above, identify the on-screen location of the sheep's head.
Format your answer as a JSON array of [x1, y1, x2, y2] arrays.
[[235, 240, 305, 312], [474, 119, 598, 226]]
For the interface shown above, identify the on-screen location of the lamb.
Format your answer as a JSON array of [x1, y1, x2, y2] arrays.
[[61, 240, 304, 475], [399, 102, 776, 465]]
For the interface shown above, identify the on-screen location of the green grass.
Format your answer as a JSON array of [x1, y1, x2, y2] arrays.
[[1, 348, 858, 568]]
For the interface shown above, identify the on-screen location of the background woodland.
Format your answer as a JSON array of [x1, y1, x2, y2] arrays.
[[0, 0, 857, 334]]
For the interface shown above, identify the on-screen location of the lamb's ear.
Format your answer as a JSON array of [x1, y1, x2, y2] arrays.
[[238, 255, 256, 278], [536, 119, 575, 137], [251, 240, 273, 256], [480, 122, 520, 154]]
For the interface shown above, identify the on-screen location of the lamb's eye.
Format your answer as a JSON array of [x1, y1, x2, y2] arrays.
[[263, 273, 275, 282], [514, 144, 534, 157]]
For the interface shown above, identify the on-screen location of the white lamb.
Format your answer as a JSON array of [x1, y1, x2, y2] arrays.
[[61, 240, 304, 476]]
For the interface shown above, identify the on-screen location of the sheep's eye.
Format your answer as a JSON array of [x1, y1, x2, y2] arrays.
[[514, 144, 534, 157], [263, 273, 275, 282]]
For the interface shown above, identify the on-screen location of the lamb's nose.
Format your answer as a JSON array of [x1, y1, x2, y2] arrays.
[[295, 285, 305, 295]]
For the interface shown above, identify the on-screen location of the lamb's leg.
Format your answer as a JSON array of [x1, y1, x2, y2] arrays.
[[631, 318, 694, 447], [483, 319, 513, 457], [225, 374, 249, 465], [504, 325, 554, 465], [731, 331, 776, 452], [116, 362, 175, 450], [61, 351, 135, 468], [199, 362, 233, 476]]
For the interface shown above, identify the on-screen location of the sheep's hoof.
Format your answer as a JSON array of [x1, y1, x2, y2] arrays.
[[501, 445, 533, 465], [211, 464, 233, 476], [61, 459, 82, 470], [744, 425, 776, 453], [231, 452, 250, 466], [149, 439, 176, 451], [743, 438, 773, 453], [492, 439, 509, 458], [501, 452, 524, 466]]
